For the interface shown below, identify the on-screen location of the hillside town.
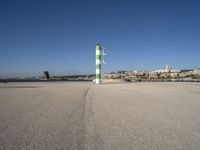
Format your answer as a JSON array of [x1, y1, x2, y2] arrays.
[[1, 65, 200, 82], [103, 65, 200, 82]]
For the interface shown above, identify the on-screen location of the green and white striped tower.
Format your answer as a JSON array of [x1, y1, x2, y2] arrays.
[[96, 44, 102, 84]]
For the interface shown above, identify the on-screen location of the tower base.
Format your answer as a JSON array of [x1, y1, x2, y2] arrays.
[[96, 79, 100, 84]]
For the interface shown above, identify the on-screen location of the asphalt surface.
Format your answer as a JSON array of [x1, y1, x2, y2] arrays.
[[0, 82, 91, 150], [1, 82, 200, 150]]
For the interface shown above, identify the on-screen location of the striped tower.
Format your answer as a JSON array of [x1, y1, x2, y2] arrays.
[[96, 44, 102, 84]]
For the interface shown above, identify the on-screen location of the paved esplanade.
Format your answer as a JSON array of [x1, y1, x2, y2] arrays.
[[0, 82, 91, 150], [85, 82, 200, 150], [1, 82, 200, 150]]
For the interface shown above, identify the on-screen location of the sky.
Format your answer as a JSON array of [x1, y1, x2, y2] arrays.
[[0, 0, 200, 77]]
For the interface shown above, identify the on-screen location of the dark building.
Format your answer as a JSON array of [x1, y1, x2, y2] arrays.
[[44, 71, 50, 80]]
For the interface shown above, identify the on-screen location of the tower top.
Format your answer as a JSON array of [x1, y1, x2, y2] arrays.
[[96, 44, 102, 50]]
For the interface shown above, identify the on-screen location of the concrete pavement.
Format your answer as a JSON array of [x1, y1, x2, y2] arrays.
[[84, 82, 200, 150], [0, 82, 91, 150], [1, 82, 200, 150]]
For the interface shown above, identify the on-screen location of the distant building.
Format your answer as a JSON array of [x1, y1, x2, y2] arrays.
[[153, 65, 180, 73], [165, 65, 171, 73], [44, 71, 50, 80], [193, 68, 200, 74]]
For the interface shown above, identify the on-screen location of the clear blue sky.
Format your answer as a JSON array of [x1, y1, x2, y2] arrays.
[[0, 0, 200, 77]]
